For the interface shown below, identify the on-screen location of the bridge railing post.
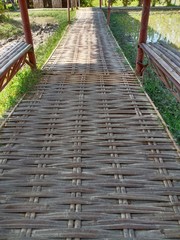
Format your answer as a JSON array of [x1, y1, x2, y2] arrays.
[[18, 0, 36, 69], [67, 0, 70, 24], [136, 0, 151, 75], [107, 0, 111, 26]]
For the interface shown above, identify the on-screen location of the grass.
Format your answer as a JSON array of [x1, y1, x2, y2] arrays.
[[103, 10, 180, 144], [0, 9, 76, 117], [0, 14, 22, 39]]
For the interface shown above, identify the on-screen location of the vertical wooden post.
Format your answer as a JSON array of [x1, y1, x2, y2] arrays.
[[18, 0, 36, 68], [100, 0, 102, 8], [67, 0, 70, 24], [107, 0, 111, 25], [136, 0, 151, 75]]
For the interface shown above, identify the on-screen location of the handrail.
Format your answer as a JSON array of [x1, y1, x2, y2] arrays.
[[139, 42, 180, 100]]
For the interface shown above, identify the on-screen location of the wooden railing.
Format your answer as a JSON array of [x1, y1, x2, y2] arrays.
[[0, 0, 36, 92], [0, 42, 34, 91], [139, 42, 180, 101]]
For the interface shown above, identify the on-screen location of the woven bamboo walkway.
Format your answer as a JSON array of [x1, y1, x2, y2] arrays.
[[0, 8, 180, 240]]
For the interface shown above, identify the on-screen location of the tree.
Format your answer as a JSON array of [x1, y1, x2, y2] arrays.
[[80, 0, 93, 7], [151, 0, 162, 6], [0, 0, 5, 12], [0, 0, 6, 22], [0, 0, 5, 11], [164, 0, 173, 5], [109, 0, 117, 6], [121, 0, 132, 6], [137, 0, 142, 6]]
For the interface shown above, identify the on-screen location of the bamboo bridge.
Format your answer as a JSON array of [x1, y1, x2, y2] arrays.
[[0, 8, 180, 240]]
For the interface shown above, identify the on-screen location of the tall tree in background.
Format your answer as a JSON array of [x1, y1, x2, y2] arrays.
[[122, 0, 132, 6], [0, 0, 5, 10], [137, 0, 143, 6], [0, 0, 5, 12], [164, 0, 172, 5]]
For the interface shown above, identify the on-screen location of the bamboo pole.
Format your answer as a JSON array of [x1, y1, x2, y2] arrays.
[[135, 0, 151, 75], [18, 0, 36, 69]]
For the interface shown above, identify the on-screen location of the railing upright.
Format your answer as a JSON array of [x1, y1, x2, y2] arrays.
[[18, 0, 36, 69], [136, 0, 151, 75]]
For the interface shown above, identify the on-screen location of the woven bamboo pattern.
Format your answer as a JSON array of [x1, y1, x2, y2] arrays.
[[0, 8, 180, 240]]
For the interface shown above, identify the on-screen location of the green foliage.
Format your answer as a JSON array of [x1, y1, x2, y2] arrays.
[[0, 0, 4, 10], [80, 0, 94, 7], [0, 22, 22, 39], [0, 68, 42, 116], [164, 0, 173, 6], [109, 0, 118, 6], [104, 10, 180, 144], [121, 0, 133, 7], [151, 0, 162, 7], [0, 0, 5, 21], [143, 69, 180, 142]]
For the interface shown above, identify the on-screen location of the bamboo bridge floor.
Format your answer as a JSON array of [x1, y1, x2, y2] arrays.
[[0, 8, 180, 240]]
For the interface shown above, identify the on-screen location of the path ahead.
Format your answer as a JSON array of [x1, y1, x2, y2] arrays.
[[0, 8, 180, 240]]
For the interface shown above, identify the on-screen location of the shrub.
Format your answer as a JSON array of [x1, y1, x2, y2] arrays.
[[0, 0, 6, 22], [0, 0, 5, 13]]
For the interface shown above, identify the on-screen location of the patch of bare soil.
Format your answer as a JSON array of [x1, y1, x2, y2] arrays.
[[0, 22, 58, 49]]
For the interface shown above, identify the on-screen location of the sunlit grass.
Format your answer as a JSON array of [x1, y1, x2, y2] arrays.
[[0, 15, 22, 39]]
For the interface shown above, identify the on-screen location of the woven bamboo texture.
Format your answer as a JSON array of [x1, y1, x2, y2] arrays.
[[0, 8, 180, 240]]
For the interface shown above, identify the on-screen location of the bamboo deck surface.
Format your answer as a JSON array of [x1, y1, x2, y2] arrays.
[[0, 8, 180, 240]]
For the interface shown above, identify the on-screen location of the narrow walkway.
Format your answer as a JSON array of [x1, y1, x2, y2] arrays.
[[0, 8, 180, 240]]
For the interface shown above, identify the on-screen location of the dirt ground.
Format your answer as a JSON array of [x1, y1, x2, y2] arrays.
[[0, 22, 59, 49]]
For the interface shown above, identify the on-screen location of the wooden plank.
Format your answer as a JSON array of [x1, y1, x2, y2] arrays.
[[149, 43, 180, 74], [140, 43, 180, 90], [0, 43, 32, 76], [154, 43, 180, 67]]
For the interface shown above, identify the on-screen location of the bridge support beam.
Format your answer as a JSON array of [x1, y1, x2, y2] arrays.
[[136, 0, 151, 75]]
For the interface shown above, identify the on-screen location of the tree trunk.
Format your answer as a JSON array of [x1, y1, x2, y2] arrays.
[[33, 0, 44, 8], [52, 0, 62, 7]]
